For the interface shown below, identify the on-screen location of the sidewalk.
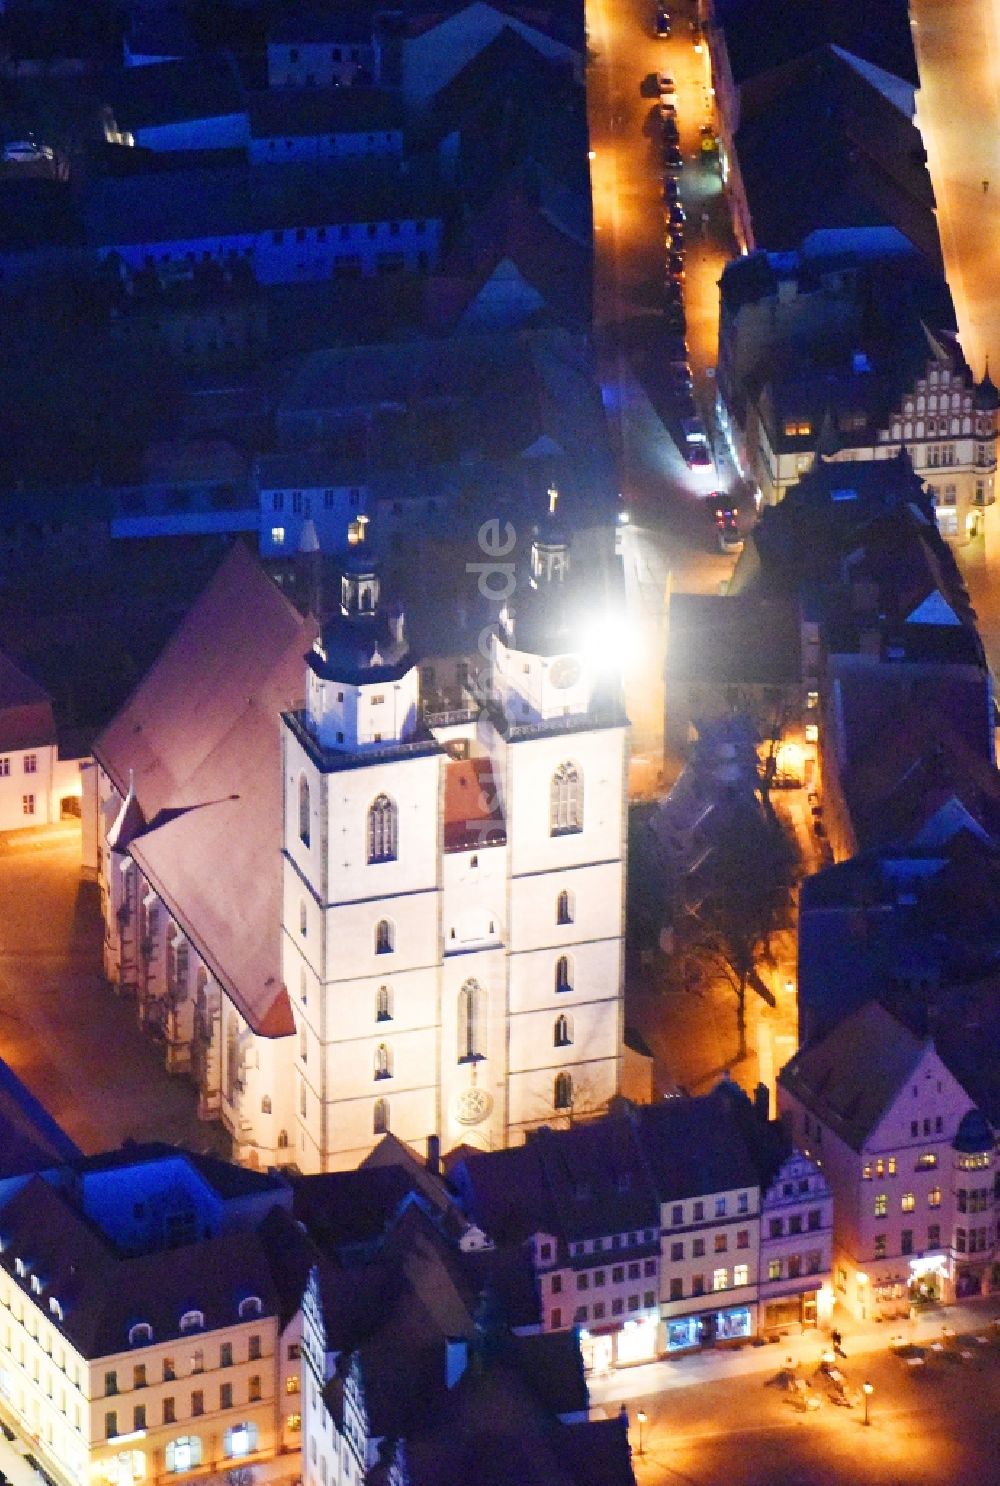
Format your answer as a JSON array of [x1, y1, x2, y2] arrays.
[[588, 1295, 1000, 1410]]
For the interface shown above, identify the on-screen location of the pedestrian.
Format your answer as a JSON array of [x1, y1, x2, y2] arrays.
[[984, 179, 990, 194]]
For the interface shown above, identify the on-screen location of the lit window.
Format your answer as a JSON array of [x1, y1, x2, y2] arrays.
[[901, 1192, 915, 1213], [804, 723, 818, 744], [271, 527, 285, 545], [238, 1296, 262, 1320], [179, 1310, 204, 1333], [373, 1097, 389, 1134], [224, 1422, 258, 1459], [733, 1264, 748, 1287], [916, 1152, 938, 1170], [712, 1268, 728, 1292], [874, 1193, 887, 1218], [928, 1186, 941, 1208], [167, 1437, 202, 1473]]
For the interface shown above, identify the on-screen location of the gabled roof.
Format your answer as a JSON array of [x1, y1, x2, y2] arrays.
[[636, 1085, 761, 1198], [778, 1001, 929, 1148], [714, 0, 917, 89], [0, 651, 56, 753], [93, 543, 317, 1036], [664, 593, 801, 686], [107, 54, 246, 133]]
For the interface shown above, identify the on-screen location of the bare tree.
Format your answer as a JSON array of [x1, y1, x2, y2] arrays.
[[680, 798, 796, 1061], [226, 1468, 255, 1486]]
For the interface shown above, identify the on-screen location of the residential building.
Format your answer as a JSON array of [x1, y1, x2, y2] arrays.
[[0, 1145, 298, 1486], [248, 88, 404, 165], [778, 1002, 996, 1318], [255, 455, 368, 558], [757, 1147, 834, 1332], [92, 514, 626, 1171], [448, 1119, 662, 1373], [0, 652, 83, 830], [267, 14, 377, 89]]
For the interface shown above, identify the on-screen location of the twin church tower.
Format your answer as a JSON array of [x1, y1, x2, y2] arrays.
[[282, 502, 627, 1168]]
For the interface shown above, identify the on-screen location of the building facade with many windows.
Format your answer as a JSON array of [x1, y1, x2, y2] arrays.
[[779, 1002, 995, 1319]]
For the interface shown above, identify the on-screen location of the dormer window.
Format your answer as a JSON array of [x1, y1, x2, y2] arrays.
[[48, 1298, 63, 1322], [179, 1310, 204, 1333], [29, 1275, 41, 1295], [129, 1322, 153, 1346], [14, 1259, 25, 1279], [238, 1296, 263, 1320]]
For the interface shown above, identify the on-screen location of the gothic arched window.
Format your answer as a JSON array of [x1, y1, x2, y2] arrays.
[[550, 762, 582, 836], [374, 1042, 392, 1080], [554, 1071, 573, 1111], [375, 918, 394, 955], [368, 794, 398, 863], [457, 980, 485, 1062], [376, 984, 392, 1021], [554, 1013, 572, 1047], [557, 889, 573, 925], [225, 1014, 240, 1104], [299, 776, 310, 847], [373, 1097, 389, 1135], [555, 955, 572, 993]]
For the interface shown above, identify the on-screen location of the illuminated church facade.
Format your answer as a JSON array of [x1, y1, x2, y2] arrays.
[[94, 512, 627, 1171]]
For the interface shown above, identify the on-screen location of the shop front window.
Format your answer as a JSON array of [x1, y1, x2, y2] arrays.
[[666, 1316, 701, 1351], [716, 1307, 752, 1341]]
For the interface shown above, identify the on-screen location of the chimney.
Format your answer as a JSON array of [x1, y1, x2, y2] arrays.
[[445, 1337, 468, 1390], [426, 1133, 441, 1176]]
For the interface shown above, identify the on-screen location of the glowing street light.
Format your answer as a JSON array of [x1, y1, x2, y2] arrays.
[[862, 1379, 874, 1426], [636, 1408, 648, 1456]]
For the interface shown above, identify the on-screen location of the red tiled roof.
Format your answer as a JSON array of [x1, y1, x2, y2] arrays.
[[94, 543, 315, 1038], [443, 756, 505, 851]]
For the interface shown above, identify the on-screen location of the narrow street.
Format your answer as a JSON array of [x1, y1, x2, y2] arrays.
[[586, 0, 740, 768]]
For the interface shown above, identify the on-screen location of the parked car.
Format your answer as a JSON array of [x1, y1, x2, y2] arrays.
[[661, 115, 680, 144], [667, 225, 685, 251], [685, 441, 714, 471], [668, 201, 687, 226], [654, 10, 671, 37], [663, 144, 684, 172], [667, 252, 685, 281], [700, 124, 718, 153], [658, 100, 678, 121], [662, 175, 681, 201], [656, 71, 676, 100]]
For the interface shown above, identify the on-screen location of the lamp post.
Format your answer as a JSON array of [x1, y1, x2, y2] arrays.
[[636, 1409, 647, 1457], [862, 1380, 873, 1426]]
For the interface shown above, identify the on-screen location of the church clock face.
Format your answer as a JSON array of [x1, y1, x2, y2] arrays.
[[550, 656, 581, 690]]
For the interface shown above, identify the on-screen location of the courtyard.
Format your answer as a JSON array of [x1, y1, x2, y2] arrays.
[[0, 822, 227, 1156]]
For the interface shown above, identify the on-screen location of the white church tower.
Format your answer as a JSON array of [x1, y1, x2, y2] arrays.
[[279, 505, 626, 1171]]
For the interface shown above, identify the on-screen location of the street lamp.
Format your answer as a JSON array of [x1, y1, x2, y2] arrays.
[[636, 1409, 647, 1456], [862, 1380, 874, 1426]]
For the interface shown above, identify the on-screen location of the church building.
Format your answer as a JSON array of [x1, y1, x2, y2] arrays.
[[92, 510, 627, 1171]]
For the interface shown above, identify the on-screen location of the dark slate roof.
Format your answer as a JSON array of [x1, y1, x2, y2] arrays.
[[248, 86, 403, 139], [0, 180, 84, 250], [0, 1177, 282, 1360], [269, 8, 373, 45], [734, 48, 937, 260], [0, 651, 57, 752], [292, 1165, 448, 1254], [0, 1058, 80, 1175], [70, 1141, 286, 1197], [107, 54, 246, 132], [664, 593, 801, 686], [953, 1107, 993, 1154], [777, 1001, 928, 1148], [714, 0, 917, 88], [636, 1086, 761, 1198]]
